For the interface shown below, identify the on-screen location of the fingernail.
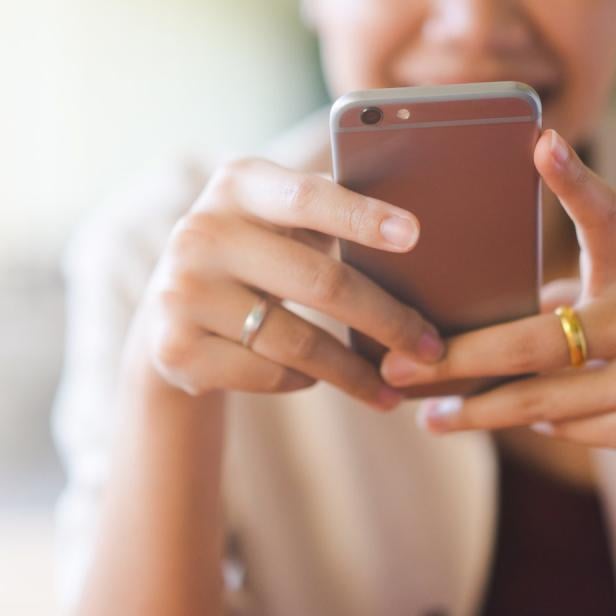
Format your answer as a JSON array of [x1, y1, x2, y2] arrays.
[[416, 396, 463, 432], [375, 385, 403, 411], [550, 130, 569, 167], [382, 353, 418, 385], [531, 421, 555, 436], [416, 330, 445, 363], [380, 216, 419, 250]]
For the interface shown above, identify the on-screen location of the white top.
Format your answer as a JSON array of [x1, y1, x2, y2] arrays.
[[52, 108, 616, 616]]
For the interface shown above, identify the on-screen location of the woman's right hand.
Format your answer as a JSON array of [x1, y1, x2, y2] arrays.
[[129, 158, 444, 411]]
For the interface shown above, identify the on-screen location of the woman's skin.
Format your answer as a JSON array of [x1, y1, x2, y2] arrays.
[[77, 1, 616, 613], [309, 0, 616, 485]]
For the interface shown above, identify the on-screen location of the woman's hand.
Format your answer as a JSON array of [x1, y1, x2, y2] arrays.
[[131, 158, 444, 412], [381, 129, 616, 446]]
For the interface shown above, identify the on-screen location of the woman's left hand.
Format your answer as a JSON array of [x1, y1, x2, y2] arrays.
[[380, 129, 616, 448]]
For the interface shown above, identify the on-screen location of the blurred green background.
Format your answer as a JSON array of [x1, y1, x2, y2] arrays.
[[0, 2, 325, 613], [0, 0, 327, 262]]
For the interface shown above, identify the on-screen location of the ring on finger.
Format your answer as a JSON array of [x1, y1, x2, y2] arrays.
[[240, 296, 271, 349], [554, 305, 588, 368]]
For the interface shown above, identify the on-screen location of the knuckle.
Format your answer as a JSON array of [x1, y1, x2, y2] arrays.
[[152, 326, 193, 373], [345, 202, 371, 240], [156, 288, 186, 318], [309, 261, 352, 305], [168, 231, 199, 270], [172, 268, 202, 300], [155, 268, 201, 314], [203, 167, 233, 203], [284, 324, 321, 362], [206, 158, 255, 200], [185, 209, 227, 238], [167, 216, 192, 253], [285, 175, 318, 214], [170, 211, 226, 258], [168, 219, 199, 257]]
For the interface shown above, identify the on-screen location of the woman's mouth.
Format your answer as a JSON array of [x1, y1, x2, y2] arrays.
[[402, 76, 562, 111], [397, 55, 564, 112]]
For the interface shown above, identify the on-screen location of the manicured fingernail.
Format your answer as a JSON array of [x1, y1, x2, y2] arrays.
[[550, 130, 569, 167], [416, 396, 463, 432], [416, 330, 445, 363], [375, 385, 403, 411], [531, 421, 555, 436], [382, 353, 418, 385], [380, 216, 419, 250]]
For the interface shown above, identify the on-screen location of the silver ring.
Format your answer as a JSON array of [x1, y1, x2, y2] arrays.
[[240, 297, 270, 349]]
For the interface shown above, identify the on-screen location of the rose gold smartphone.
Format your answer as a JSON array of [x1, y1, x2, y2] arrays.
[[330, 82, 542, 398]]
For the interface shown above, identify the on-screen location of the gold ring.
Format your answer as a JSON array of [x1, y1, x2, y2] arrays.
[[554, 305, 588, 368], [240, 297, 270, 349]]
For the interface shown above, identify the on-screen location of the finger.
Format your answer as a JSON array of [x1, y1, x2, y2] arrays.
[[151, 328, 315, 397], [530, 411, 616, 449], [414, 360, 616, 433], [200, 158, 421, 252], [540, 277, 581, 313], [535, 130, 616, 297], [381, 276, 581, 387], [171, 215, 444, 363], [168, 280, 402, 411], [380, 296, 616, 386], [289, 228, 336, 254]]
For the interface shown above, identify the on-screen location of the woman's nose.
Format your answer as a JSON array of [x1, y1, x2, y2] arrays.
[[423, 0, 532, 54]]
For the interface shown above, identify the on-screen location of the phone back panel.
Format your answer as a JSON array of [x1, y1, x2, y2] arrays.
[[331, 83, 542, 397]]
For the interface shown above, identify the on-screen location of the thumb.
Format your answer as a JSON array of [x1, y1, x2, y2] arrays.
[[535, 129, 616, 300]]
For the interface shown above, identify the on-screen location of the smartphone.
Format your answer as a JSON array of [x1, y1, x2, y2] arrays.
[[330, 82, 542, 398]]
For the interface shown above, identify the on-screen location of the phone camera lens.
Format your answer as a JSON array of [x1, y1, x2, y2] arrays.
[[360, 107, 383, 125]]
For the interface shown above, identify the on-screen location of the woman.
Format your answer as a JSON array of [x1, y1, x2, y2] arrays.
[[53, 0, 616, 614]]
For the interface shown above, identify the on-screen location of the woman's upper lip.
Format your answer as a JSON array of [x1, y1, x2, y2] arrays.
[[399, 58, 561, 93]]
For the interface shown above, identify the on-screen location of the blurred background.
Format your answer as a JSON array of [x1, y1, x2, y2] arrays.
[[2, 2, 616, 614], [0, 1, 326, 613]]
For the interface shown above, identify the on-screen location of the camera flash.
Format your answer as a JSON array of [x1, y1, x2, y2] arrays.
[[396, 108, 411, 120]]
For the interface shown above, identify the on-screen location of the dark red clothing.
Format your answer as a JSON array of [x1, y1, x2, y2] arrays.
[[480, 444, 616, 615]]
